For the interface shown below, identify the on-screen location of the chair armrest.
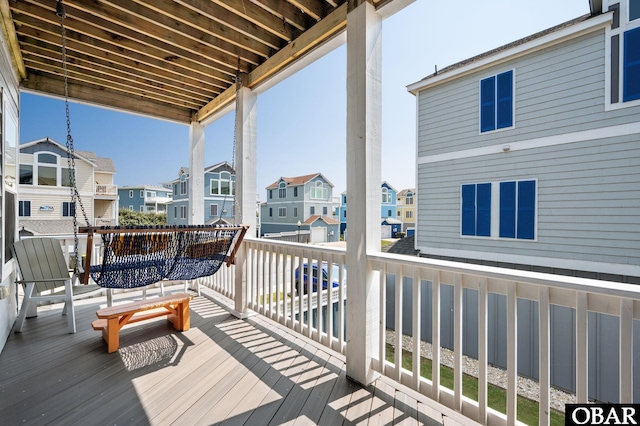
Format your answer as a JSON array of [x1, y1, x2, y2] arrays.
[[16, 277, 71, 284]]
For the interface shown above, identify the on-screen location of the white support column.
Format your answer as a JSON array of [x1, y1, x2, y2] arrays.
[[188, 121, 205, 225], [345, 1, 382, 386], [232, 84, 257, 318]]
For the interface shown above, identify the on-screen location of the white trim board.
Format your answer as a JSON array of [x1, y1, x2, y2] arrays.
[[417, 246, 640, 278], [417, 122, 640, 164]]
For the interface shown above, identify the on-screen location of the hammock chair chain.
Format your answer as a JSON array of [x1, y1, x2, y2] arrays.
[[58, 1, 90, 274], [219, 57, 242, 221]]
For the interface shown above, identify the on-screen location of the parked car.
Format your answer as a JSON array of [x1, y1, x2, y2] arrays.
[[295, 262, 345, 294]]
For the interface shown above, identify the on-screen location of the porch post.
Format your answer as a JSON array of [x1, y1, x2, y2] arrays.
[[232, 83, 257, 318], [345, 0, 382, 385], [188, 121, 205, 225]]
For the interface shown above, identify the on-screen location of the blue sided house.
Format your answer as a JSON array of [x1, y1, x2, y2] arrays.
[[118, 185, 173, 215], [340, 182, 399, 238], [166, 162, 236, 226]]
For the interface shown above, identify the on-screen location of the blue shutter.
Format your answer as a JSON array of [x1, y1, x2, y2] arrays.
[[476, 183, 491, 236], [461, 184, 476, 235], [496, 71, 513, 129], [480, 77, 496, 132], [624, 27, 640, 102], [499, 181, 516, 238], [517, 180, 536, 240]]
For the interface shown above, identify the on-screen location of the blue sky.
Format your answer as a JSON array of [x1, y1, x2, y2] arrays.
[[20, 0, 590, 198]]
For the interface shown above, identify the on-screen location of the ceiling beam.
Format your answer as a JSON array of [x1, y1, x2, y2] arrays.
[[22, 73, 193, 123], [0, 0, 25, 80]]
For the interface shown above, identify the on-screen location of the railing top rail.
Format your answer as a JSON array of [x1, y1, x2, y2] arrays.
[[80, 225, 248, 235], [244, 237, 347, 256], [369, 251, 640, 299]]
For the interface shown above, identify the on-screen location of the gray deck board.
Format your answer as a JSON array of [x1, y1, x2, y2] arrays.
[[0, 287, 475, 426]]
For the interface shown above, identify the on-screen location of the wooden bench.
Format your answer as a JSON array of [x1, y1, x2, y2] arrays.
[[92, 293, 193, 353]]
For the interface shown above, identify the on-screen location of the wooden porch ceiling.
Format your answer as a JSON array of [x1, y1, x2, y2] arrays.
[[0, 0, 395, 124]]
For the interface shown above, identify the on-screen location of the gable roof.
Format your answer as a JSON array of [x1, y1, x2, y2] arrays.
[[397, 188, 416, 197], [20, 137, 116, 173], [407, 13, 609, 94], [266, 173, 334, 189], [304, 215, 340, 226]]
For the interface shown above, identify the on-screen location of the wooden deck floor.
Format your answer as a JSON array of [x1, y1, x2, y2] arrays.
[[0, 287, 476, 426]]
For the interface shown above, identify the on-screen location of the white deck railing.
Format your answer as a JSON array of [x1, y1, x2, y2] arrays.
[[195, 237, 640, 425]]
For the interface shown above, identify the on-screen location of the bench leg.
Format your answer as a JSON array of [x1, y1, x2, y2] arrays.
[[167, 301, 190, 331], [104, 317, 121, 353]]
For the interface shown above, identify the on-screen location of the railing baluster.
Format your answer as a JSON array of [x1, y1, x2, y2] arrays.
[[539, 286, 550, 426], [454, 273, 463, 412], [478, 278, 488, 424], [379, 260, 387, 375], [327, 253, 334, 349], [507, 282, 517, 426], [394, 264, 403, 382], [576, 291, 588, 403], [412, 266, 421, 392], [338, 255, 346, 354], [432, 270, 441, 402], [620, 297, 633, 403]]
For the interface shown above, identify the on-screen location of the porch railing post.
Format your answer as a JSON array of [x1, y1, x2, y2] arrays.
[[345, 0, 382, 386]]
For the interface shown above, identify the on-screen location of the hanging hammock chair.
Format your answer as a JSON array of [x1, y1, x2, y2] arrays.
[[79, 225, 248, 289], [53, 1, 248, 290]]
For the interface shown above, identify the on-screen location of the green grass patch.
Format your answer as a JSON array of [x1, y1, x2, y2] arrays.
[[385, 344, 564, 425]]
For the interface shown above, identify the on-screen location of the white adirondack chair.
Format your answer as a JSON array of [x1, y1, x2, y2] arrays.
[[12, 238, 104, 333]]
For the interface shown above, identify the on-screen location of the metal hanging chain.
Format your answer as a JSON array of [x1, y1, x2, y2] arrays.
[[58, 1, 90, 273], [219, 58, 241, 222]]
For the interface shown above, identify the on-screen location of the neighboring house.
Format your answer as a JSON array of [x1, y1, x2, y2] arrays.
[[166, 162, 236, 226], [118, 185, 173, 214], [18, 137, 118, 235], [396, 188, 417, 234], [340, 182, 399, 237], [407, 2, 640, 282], [260, 173, 339, 242]]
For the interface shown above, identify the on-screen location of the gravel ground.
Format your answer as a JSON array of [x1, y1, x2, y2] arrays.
[[386, 331, 575, 413]]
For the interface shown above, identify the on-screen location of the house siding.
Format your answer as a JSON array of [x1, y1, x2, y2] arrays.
[[415, 27, 640, 276]]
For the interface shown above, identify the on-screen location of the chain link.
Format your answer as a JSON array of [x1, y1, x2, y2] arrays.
[[60, 10, 90, 274]]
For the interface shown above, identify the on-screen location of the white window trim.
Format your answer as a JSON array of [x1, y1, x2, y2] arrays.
[[129, 190, 133, 198], [605, 0, 640, 110], [477, 69, 516, 135]]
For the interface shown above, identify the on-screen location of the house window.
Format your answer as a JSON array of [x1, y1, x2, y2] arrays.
[[129, 190, 133, 198], [382, 188, 391, 203], [480, 70, 513, 132], [310, 206, 315, 215], [36, 153, 58, 186], [406, 192, 414, 204], [180, 205, 187, 219], [461, 183, 491, 237], [294, 187, 298, 197], [19, 165, 33, 185], [343, 210, 347, 218], [174, 206, 177, 216], [623, 26, 640, 101], [18, 200, 31, 217], [269, 189, 273, 199], [210, 204, 218, 217], [293, 207, 298, 218], [140, 190, 144, 198], [61, 168, 73, 187], [278, 182, 286, 198], [311, 181, 327, 200], [323, 206, 328, 215], [180, 181, 187, 195], [397, 211, 401, 218], [406, 211, 413, 219], [278, 207, 286, 217], [62, 201, 76, 217], [388, 210, 392, 217], [342, 195, 347, 204], [131, 206, 135, 211], [269, 208, 273, 217], [139, 206, 144, 212], [499, 180, 536, 240], [211, 172, 233, 195]]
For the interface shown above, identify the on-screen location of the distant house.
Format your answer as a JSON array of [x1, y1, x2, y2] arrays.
[[407, 3, 640, 282], [396, 188, 416, 234], [18, 137, 118, 235], [118, 185, 172, 214], [166, 162, 236, 226], [260, 173, 339, 242], [340, 182, 399, 238]]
